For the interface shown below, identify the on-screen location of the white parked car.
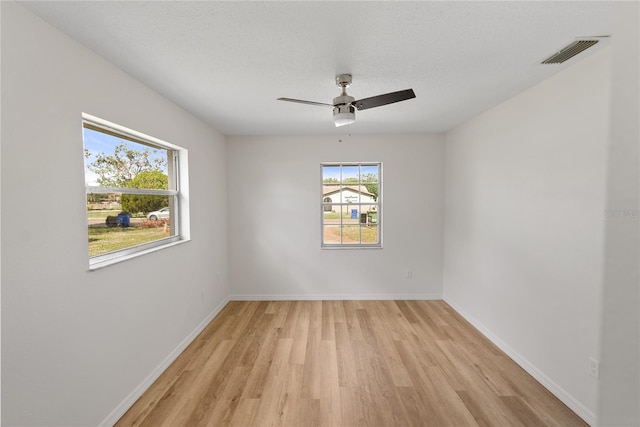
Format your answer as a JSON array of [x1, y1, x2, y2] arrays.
[[146, 207, 170, 221]]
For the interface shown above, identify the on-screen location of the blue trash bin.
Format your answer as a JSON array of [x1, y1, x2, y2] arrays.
[[117, 212, 131, 227], [351, 209, 358, 219]]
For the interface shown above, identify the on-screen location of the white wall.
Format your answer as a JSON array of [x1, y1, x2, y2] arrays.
[[598, 2, 640, 425], [1, 3, 229, 426], [442, 48, 611, 424], [227, 134, 445, 299]]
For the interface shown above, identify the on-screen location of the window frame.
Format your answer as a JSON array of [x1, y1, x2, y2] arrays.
[[320, 162, 382, 249], [82, 113, 189, 269]]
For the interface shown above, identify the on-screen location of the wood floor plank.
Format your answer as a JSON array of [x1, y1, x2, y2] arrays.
[[498, 360, 588, 427], [300, 325, 322, 399], [423, 365, 481, 426], [288, 301, 310, 365], [228, 398, 260, 427], [270, 300, 291, 329], [252, 337, 293, 425], [338, 386, 364, 426], [318, 339, 342, 426], [332, 300, 347, 324], [500, 395, 548, 427], [141, 339, 236, 427], [393, 339, 468, 426], [343, 300, 365, 342], [321, 300, 336, 341], [458, 390, 508, 427], [198, 399, 238, 427], [116, 301, 588, 427], [395, 386, 431, 427], [279, 300, 301, 339], [334, 319, 359, 388]]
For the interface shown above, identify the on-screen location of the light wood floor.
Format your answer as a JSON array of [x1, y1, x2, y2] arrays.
[[116, 300, 587, 427]]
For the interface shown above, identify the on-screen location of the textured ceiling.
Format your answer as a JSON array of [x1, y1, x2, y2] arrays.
[[21, 1, 614, 136]]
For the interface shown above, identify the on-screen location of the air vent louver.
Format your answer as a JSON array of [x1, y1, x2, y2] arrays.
[[541, 39, 600, 64]]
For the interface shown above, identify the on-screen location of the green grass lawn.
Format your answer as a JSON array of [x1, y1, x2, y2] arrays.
[[87, 210, 120, 219], [323, 225, 378, 244], [324, 212, 362, 219], [323, 211, 346, 220], [323, 211, 375, 221], [342, 225, 378, 243], [87, 210, 146, 220], [88, 225, 169, 256]]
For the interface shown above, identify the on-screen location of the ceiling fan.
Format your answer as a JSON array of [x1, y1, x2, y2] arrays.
[[277, 74, 416, 127]]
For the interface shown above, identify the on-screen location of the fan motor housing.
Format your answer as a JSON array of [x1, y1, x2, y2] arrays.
[[333, 103, 355, 115], [333, 94, 354, 106]]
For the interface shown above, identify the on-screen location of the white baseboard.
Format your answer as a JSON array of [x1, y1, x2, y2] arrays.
[[98, 296, 230, 427], [229, 293, 442, 301], [443, 297, 596, 426]]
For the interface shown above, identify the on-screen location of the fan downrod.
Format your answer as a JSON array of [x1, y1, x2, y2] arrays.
[[333, 74, 355, 107]]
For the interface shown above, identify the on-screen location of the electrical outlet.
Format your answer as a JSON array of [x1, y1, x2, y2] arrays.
[[589, 358, 599, 378], [407, 270, 413, 279]]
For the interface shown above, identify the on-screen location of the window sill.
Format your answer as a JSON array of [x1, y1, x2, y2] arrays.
[[321, 244, 383, 250], [88, 238, 190, 271]]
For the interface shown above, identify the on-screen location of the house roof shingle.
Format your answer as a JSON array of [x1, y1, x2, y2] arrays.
[[322, 185, 375, 197]]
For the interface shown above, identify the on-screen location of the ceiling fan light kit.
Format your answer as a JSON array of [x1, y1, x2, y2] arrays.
[[278, 73, 415, 127], [333, 104, 356, 127]]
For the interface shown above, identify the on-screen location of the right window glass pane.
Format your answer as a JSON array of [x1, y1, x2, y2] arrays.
[[321, 163, 381, 248]]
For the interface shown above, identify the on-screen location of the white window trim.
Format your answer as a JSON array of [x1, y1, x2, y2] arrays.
[[83, 113, 190, 270], [320, 162, 382, 249]]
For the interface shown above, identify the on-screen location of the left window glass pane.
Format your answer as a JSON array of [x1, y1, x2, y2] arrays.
[[83, 123, 176, 259]]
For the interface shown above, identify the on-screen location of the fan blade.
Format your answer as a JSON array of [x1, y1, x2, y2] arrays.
[[277, 98, 334, 107], [352, 89, 416, 110]]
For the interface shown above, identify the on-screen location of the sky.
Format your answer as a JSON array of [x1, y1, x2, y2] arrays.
[[322, 164, 379, 182], [83, 127, 168, 186]]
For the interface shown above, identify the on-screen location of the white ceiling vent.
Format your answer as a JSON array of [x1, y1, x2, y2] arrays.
[[541, 39, 602, 64]]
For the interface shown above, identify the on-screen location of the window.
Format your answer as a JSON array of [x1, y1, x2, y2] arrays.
[[82, 114, 187, 268], [321, 163, 381, 248]]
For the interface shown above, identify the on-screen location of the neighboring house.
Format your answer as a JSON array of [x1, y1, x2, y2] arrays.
[[322, 185, 377, 213]]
